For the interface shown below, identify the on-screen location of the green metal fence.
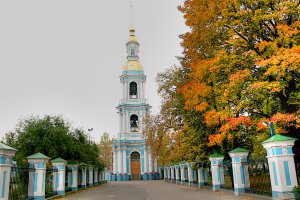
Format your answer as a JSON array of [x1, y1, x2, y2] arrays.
[[45, 168, 57, 198], [223, 160, 234, 190], [248, 158, 271, 196], [9, 166, 29, 200]]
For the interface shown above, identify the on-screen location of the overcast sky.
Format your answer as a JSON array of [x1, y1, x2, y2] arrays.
[[0, 0, 188, 143]]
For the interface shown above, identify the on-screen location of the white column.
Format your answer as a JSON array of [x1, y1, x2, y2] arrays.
[[126, 81, 129, 99], [149, 154, 153, 172], [119, 113, 122, 133], [118, 150, 122, 174], [154, 157, 158, 173], [142, 80, 145, 98], [123, 111, 126, 133], [113, 149, 117, 174], [123, 149, 127, 174], [144, 149, 149, 174], [122, 79, 125, 98]]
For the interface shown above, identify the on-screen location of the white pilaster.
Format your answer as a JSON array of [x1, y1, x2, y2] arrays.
[[123, 149, 127, 174], [118, 150, 122, 174], [113, 149, 117, 174], [149, 154, 153, 174], [144, 149, 148, 174]]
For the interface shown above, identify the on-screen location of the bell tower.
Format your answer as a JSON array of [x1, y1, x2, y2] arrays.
[[117, 25, 149, 136], [111, 24, 158, 181]]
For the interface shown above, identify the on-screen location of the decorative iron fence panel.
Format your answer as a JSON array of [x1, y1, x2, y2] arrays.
[[45, 168, 57, 198], [65, 169, 72, 193], [295, 156, 300, 185], [223, 160, 234, 190], [9, 166, 30, 200], [248, 158, 271, 196]]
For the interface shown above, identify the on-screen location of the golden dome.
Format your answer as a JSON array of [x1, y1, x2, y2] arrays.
[[123, 60, 143, 71], [128, 35, 138, 43]]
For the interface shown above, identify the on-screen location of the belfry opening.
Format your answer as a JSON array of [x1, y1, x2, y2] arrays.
[[130, 114, 139, 132], [129, 82, 137, 98]]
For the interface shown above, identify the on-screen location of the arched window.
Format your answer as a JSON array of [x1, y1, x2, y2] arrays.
[[131, 49, 135, 56], [130, 114, 139, 132], [129, 82, 137, 98]]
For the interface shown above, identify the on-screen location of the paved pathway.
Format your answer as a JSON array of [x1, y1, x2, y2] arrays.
[[61, 181, 271, 200]]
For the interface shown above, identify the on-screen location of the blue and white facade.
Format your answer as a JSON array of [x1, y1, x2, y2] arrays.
[[112, 25, 158, 181]]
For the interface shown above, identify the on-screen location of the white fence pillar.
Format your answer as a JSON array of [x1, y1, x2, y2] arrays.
[[68, 164, 78, 191], [0, 143, 17, 200], [229, 148, 250, 196], [262, 135, 298, 200], [52, 157, 67, 196], [209, 153, 224, 192], [27, 153, 50, 200]]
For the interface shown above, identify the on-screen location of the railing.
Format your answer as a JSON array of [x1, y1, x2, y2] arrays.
[[295, 156, 300, 185], [223, 160, 234, 190], [65, 169, 72, 193], [166, 157, 272, 196], [248, 158, 271, 195], [9, 166, 29, 200], [45, 168, 57, 198], [119, 99, 148, 105]]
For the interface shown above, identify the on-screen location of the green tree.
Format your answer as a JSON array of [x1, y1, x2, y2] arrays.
[[2, 115, 103, 168]]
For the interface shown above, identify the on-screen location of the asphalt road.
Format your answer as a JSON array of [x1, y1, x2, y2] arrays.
[[61, 181, 271, 200]]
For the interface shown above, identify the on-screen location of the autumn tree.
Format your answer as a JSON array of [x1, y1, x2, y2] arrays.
[[178, 0, 300, 156], [98, 132, 113, 170]]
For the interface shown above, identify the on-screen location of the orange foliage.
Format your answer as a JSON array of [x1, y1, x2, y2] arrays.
[[204, 109, 220, 127]]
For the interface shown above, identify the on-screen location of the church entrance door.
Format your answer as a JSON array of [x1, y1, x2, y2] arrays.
[[130, 152, 141, 180]]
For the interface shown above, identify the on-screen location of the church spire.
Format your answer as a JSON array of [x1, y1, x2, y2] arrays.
[[128, 2, 138, 43]]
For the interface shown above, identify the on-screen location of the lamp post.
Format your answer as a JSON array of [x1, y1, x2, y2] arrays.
[[262, 121, 275, 137]]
